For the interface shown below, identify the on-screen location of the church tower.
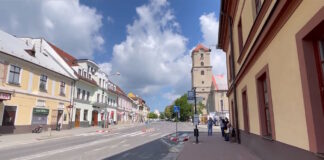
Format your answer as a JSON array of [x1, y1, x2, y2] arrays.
[[191, 44, 212, 106]]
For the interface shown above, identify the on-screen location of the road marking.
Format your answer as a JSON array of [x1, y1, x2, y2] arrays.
[[10, 134, 129, 160], [102, 132, 120, 137], [149, 132, 161, 137], [129, 131, 144, 137]]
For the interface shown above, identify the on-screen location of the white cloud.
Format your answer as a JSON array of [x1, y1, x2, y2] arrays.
[[163, 91, 181, 102], [199, 12, 227, 77], [98, 62, 112, 75], [0, 0, 104, 58], [109, 0, 191, 97]]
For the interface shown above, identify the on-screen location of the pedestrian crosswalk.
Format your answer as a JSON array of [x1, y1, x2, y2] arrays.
[[74, 127, 161, 138]]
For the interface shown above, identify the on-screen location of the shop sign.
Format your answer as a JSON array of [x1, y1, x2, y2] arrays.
[[33, 108, 49, 115], [0, 92, 11, 100]]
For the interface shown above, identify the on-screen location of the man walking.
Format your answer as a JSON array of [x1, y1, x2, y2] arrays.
[[207, 117, 214, 136]]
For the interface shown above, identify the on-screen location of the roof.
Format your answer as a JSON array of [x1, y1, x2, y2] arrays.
[[48, 42, 78, 67], [192, 44, 211, 54], [0, 30, 76, 79], [212, 74, 228, 91]]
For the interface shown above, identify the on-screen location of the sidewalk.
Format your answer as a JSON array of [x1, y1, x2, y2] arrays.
[[0, 123, 144, 149], [177, 132, 261, 160]]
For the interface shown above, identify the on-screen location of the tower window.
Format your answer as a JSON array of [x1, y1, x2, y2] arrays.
[[201, 70, 204, 75], [202, 81, 204, 84], [201, 62, 204, 66]]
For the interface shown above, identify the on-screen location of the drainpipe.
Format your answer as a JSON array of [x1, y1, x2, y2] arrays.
[[220, 11, 241, 144], [69, 80, 76, 129]]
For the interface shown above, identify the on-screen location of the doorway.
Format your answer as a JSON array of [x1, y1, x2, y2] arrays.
[[92, 110, 98, 126], [75, 109, 80, 128], [2, 106, 16, 126]]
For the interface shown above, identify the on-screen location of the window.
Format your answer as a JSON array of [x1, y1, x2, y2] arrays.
[[2, 106, 17, 126], [102, 95, 104, 103], [202, 81, 204, 84], [105, 96, 108, 104], [8, 65, 21, 85], [77, 88, 81, 99], [39, 75, 47, 91], [257, 71, 274, 138], [78, 69, 81, 75], [64, 114, 67, 121], [82, 90, 85, 100], [316, 40, 324, 113], [89, 74, 91, 79], [201, 70, 204, 75], [60, 82, 65, 95], [201, 62, 204, 66], [97, 94, 100, 103], [255, 0, 262, 16], [200, 53, 203, 58], [83, 71, 86, 77], [242, 89, 250, 132], [84, 110, 88, 121], [238, 18, 243, 53], [86, 91, 90, 101]]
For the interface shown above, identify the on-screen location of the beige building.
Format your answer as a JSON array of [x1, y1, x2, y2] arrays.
[[218, 0, 324, 159]]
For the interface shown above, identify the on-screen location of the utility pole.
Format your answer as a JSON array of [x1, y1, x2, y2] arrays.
[[194, 87, 199, 144]]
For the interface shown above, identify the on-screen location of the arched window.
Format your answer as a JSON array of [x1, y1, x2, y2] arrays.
[[201, 62, 204, 66], [201, 70, 204, 75]]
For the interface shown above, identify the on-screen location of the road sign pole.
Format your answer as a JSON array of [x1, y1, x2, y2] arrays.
[[194, 87, 199, 144]]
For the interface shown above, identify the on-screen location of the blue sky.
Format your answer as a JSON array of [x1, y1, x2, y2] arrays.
[[0, 0, 225, 112]]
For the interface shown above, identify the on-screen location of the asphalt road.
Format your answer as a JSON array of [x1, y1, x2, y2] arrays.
[[0, 121, 194, 160]]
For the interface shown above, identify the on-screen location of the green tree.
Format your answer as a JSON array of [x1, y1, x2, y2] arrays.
[[197, 102, 205, 115], [174, 94, 193, 122], [147, 112, 158, 119], [164, 105, 174, 120], [159, 112, 165, 119]]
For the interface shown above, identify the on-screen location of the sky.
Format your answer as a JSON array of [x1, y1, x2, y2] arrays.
[[0, 0, 226, 112]]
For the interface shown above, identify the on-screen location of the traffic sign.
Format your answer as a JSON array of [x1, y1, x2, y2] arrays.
[[174, 105, 180, 113], [194, 114, 199, 125], [187, 91, 194, 100]]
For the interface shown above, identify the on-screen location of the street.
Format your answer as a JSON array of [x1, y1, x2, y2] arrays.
[[0, 122, 194, 160]]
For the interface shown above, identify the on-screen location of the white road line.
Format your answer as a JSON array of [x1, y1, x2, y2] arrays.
[[149, 133, 161, 137], [102, 132, 120, 137], [10, 134, 129, 160], [129, 132, 145, 137]]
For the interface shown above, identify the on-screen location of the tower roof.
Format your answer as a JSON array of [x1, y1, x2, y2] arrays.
[[192, 44, 211, 53]]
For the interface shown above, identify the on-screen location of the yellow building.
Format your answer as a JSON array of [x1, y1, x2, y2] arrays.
[[0, 30, 77, 134], [218, 0, 324, 159]]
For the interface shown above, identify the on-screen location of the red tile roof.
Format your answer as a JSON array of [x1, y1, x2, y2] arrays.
[[192, 44, 210, 53], [48, 42, 78, 66]]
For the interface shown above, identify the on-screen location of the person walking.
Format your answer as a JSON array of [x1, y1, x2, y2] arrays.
[[207, 117, 214, 136], [220, 117, 225, 137], [224, 117, 229, 141]]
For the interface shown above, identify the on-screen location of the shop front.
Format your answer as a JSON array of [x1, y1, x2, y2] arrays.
[[32, 108, 49, 130], [0, 92, 14, 134]]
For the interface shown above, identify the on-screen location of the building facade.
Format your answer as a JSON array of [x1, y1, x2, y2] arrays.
[[0, 31, 77, 134], [218, 0, 324, 159]]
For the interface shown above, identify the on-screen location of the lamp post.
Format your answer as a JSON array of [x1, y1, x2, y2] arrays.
[[193, 87, 199, 144]]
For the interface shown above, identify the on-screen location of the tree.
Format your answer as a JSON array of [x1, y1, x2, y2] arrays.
[[197, 102, 205, 115], [147, 112, 158, 119], [174, 94, 193, 122], [164, 105, 174, 120], [159, 112, 165, 119]]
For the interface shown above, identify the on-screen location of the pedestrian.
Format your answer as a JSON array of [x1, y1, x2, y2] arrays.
[[207, 117, 214, 136], [224, 117, 229, 141], [220, 117, 225, 137]]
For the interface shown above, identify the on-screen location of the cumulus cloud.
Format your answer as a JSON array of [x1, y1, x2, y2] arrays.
[[199, 12, 227, 77], [109, 0, 191, 96], [98, 62, 112, 75], [0, 0, 104, 58]]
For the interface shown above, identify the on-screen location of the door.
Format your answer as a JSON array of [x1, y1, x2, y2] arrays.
[[57, 110, 63, 128], [75, 109, 80, 127], [51, 110, 58, 129], [92, 111, 98, 126], [2, 106, 16, 126]]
